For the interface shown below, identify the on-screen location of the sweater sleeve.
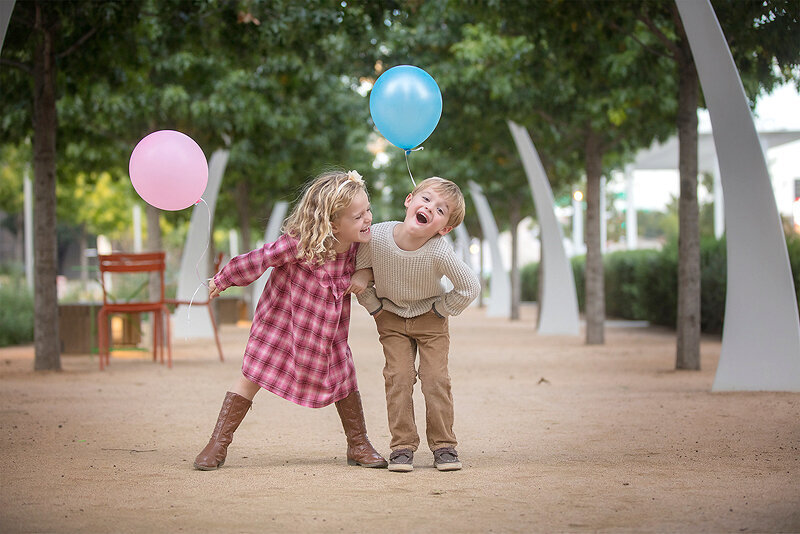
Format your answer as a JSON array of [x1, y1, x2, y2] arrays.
[[355, 239, 373, 270], [214, 234, 297, 291], [354, 237, 382, 313], [433, 247, 481, 317], [356, 284, 383, 315]]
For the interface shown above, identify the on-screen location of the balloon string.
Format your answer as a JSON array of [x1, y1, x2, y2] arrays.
[[404, 146, 424, 188], [185, 198, 213, 339]]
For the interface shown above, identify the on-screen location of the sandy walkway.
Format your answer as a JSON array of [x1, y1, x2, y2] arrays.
[[1, 304, 798, 533]]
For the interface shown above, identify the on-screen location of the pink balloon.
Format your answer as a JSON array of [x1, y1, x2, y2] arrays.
[[129, 130, 208, 211]]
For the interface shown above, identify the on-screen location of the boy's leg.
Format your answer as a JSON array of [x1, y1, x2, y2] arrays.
[[412, 311, 457, 452], [375, 311, 420, 452]]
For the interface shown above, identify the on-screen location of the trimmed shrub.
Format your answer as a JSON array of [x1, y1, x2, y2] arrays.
[[0, 282, 34, 347], [699, 238, 727, 334], [572, 255, 586, 311], [520, 262, 539, 303], [605, 249, 661, 320], [520, 235, 800, 334], [638, 243, 678, 328], [787, 234, 800, 312]]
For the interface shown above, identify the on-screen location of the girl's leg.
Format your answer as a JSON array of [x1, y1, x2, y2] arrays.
[[334, 391, 388, 468], [193, 374, 258, 471], [230, 374, 261, 400]]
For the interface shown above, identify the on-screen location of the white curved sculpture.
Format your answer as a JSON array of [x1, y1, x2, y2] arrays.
[[0, 1, 14, 54], [252, 200, 289, 316], [508, 121, 580, 335], [467, 181, 511, 318], [453, 224, 472, 267], [676, 0, 800, 391], [172, 149, 229, 339]]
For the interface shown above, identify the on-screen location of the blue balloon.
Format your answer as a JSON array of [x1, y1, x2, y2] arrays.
[[369, 65, 443, 151]]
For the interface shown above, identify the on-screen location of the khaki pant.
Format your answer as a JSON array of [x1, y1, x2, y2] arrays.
[[374, 309, 456, 452]]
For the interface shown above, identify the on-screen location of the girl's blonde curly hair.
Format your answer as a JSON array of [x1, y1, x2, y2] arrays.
[[283, 170, 367, 266]]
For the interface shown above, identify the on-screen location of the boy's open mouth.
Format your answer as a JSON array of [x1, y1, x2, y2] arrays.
[[416, 212, 428, 224]]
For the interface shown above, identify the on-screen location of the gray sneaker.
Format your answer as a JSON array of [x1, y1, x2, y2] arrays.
[[433, 447, 462, 471], [388, 449, 414, 472]]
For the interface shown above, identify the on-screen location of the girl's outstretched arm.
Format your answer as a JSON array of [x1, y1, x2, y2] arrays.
[[214, 234, 298, 292], [208, 278, 222, 300]]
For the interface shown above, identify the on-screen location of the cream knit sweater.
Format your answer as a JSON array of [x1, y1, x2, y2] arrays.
[[355, 221, 480, 318]]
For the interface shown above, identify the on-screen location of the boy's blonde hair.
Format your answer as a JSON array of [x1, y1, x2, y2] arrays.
[[284, 170, 367, 266], [411, 177, 466, 228]]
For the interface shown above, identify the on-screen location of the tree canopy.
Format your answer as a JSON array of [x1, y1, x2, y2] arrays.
[[1, 0, 798, 369]]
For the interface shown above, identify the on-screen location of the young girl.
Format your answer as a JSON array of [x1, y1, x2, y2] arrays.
[[193, 170, 387, 470]]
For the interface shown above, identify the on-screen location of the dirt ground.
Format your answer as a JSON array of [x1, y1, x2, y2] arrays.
[[1, 303, 798, 533]]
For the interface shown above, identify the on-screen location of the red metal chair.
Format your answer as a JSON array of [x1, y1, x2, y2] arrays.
[[97, 252, 172, 370], [165, 252, 225, 362]]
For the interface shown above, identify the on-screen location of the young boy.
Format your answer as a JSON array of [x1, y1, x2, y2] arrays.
[[353, 177, 480, 472]]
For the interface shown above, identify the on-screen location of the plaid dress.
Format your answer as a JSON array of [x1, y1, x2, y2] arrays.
[[213, 234, 359, 408]]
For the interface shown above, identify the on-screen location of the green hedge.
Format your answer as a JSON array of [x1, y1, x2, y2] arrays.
[[0, 282, 34, 347], [521, 235, 800, 334]]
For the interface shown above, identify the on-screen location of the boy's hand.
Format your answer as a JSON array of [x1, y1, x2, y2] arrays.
[[208, 278, 222, 300], [347, 268, 373, 295]]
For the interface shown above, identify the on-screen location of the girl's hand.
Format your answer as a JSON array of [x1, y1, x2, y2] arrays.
[[347, 268, 373, 295], [208, 278, 222, 300]]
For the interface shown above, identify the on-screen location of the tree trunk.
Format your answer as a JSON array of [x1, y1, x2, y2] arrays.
[[32, 3, 61, 371], [674, 16, 701, 370], [584, 129, 605, 345], [234, 180, 253, 319], [509, 200, 521, 321]]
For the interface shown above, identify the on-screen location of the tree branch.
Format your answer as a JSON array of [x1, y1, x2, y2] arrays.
[[56, 27, 98, 60], [533, 108, 563, 130], [608, 19, 672, 61], [604, 129, 627, 154], [637, 12, 680, 60], [0, 57, 33, 74]]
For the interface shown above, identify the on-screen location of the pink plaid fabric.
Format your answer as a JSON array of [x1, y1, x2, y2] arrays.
[[214, 234, 359, 408]]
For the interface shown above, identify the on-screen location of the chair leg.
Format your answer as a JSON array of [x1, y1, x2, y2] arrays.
[[97, 309, 107, 371], [153, 311, 162, 364], [207, 304, 224, 362], [164, 306, 172, 369], [151, 311, 157, 362]]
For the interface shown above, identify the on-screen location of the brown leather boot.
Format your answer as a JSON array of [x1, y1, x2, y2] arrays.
[[193, 391, 252, 471], [335, 391, 388, 468]]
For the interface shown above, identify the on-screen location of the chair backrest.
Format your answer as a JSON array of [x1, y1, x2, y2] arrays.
[[98, 252, 166, 305]]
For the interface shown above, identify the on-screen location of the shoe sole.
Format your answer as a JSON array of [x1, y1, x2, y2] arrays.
[[388, 463, 414, 472], [193, 459, 223, 471], [347, 459, 389, 468], [435, 461, 462, 471]]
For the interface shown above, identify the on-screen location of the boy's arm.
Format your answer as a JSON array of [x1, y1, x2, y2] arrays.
[[355, 239, 373, 270], [353, 238, 382, 314], [213, 234, 296, 293], [355, 281, 383, 315], [347, 268, 373, 295], [432, 249, 481, 317]]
